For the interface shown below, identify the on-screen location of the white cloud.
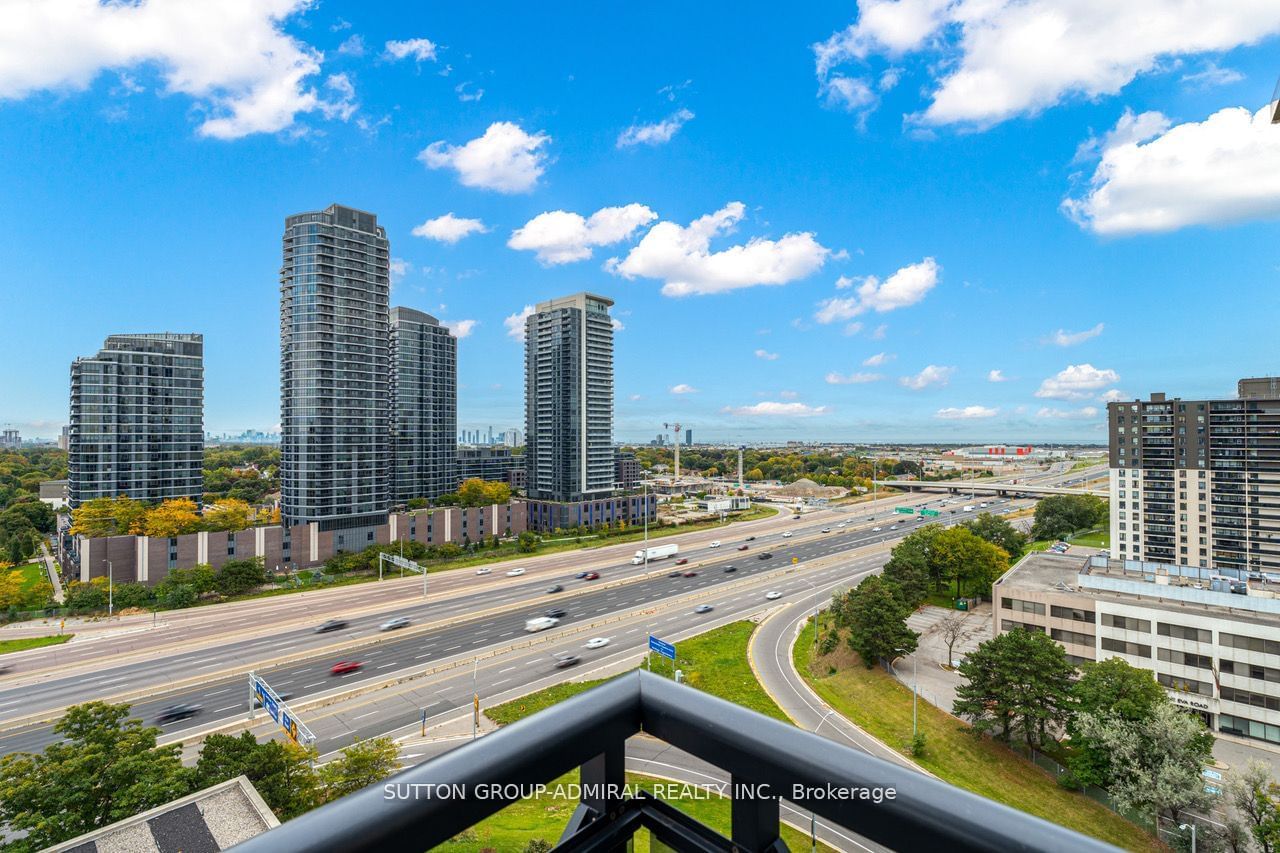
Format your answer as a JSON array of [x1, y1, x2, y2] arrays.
[[1035, 364, 1120, 400], [870, 324, 887, 340], [814, 257, 938, 323], [1098, 388, 1126, 403], [825, 371, 882, 385], [509, 204, 657, 265], [1180, 61, 1244, 90], [617, 108, 694, 147], [455, 81, 484, 102], [389, 258, 411, 283], [1048, 322, 1105, 347], [412, 213, 489, 244], [0, 0, 356, 139], [835, 275, 856, 289], [504, 305, 534, 341], [936, 405, 998, 420], [629, 393, 643, 401], [987, 369, 1008, 382], [1036, 406, 1100, 420], [611, 317, 625, 333], [754, 349, 779, 361], [670, 384, 698, 395], [337, 34, 365, 57], [779, 390, 800, 400], [385, 38, 438, 62], [813, 1, 1280, 129], [722, 402, 830, 417], [419, 122, 551, 193], [900, 365, 954, 390], [842, 322, 863, 337], [443, 319, 476, 339], [862, 352, 893, 366], [607, 202, 829, 297], [1064, 104, 1280, 235]]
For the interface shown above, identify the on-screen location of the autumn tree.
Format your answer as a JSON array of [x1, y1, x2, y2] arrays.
[[318, 736, 402, 801], [1227, 761, 1280, 853], [203, 498, 253, 532], [69, 495, 146, 537], [142, 498, 202, 537], [193, 732, 321, 819]]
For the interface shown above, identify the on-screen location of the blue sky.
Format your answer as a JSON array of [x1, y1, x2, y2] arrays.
[[2, 1, 1279, 444]]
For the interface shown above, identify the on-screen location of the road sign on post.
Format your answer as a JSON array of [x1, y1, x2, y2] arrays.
[[648, 635, 676, 661], [894, 506, 915, 515], [379, 552, 427, 598], [249, 672, 315, 747]]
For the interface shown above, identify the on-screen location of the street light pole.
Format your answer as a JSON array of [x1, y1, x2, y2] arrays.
[[106, 559, 113, 617], [643, 474, 650, 571]]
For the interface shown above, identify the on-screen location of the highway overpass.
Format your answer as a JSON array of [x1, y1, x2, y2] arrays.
[[874, 479, 1106, 498]]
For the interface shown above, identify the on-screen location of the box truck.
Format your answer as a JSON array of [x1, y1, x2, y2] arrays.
[[632, 543, 679, 565]]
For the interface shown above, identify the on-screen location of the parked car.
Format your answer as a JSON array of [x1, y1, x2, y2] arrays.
[[475, 567, 491, 575], [584, 637, 610, 650], [506, 567, 526, 577], [765, 591, 782, 600], [723, 565, 737, 573], [694, 604, 714, 614], [155, 703, 202, 724], [583, 571, 600, 580], [315, 619, 348, 634], [554, 654, 581, 669], [546, 584, 563, 594], [379, 616, 411, 632], [330, 661, 363, 675]]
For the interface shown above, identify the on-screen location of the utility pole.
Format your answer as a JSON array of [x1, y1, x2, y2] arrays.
[[664, 422, 682, 480], [105, 559, 113, 617], [737, 445, 745, 490]]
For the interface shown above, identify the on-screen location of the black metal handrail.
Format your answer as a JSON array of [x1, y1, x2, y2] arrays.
[[231, 670, 1118, 852]]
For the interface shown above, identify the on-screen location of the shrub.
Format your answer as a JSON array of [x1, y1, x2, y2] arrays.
[[162, 583, 197, 609], [111, 582, 155, 609]]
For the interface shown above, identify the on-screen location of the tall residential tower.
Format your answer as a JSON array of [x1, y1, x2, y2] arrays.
[[523, 293, 615, 503], [280, 204, 390, 533], [390, 307, 457, 504], [68, 333, 204, 508]]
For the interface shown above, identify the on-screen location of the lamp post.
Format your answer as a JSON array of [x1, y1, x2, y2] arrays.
[[105, 559, 113, 617], [1179, 823, 1196, 853]]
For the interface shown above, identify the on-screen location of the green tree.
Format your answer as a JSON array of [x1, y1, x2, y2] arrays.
[[318, 736, 402, 801], [1031, 494, 1109, 542], [161, 583, 197, 609], [929, 526, 1009, 599], [69, 494, 147, 537], [952, 628, 1074, 746], [1067, 657, 1165, 788], [3, 499, 56, 534], [962, 512, 1027, 559], [215, 558, 268, 596], [838, 575, 918, 669], [111, 582, 156, 610], [64, 578, 109, 611], [517, 531, 539, 553], [880, 526, 941, 607], [0, 702, 190, 850], [1075, 702, 1214, 828], [193, 732, 321, 819], [1227, 761, 1280, 853]]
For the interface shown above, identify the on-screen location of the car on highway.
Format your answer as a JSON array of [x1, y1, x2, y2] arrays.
[[155, 703, 202, 724], [575, 571, 589, 579], [675, 558, 688, 565], [872, 526, 882, 532], [781, 531, 793, 538], [475, 567, 492, 575], [546, 584, 563, 594], [792, 515, 801, 520], [745, 536, 757, 541], [757, 552, 773, 560], [889, 525, 899, 531], [584, 637, 610, 649], [583, 571, 600, 580], [837, 522, 847, 528], [506, 567, 526, 577], [379, 616, 411, 632], [723, 565, 737, 573], [315, 619, 348, 634], [668, 571, 683, 578], [737, 545, 749, 551], [0, 664, 12, 675], [683, 571, 698, 578], [330, 661, 363, 675], [821, 527, 831, 533], [545, 608, 567, 619], [554, 654, 581, 669], [765, 591, 782, 600], [709, 540, 721, 548], [694, 604, 714, 614]]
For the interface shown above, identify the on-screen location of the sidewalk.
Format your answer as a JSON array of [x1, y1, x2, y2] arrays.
[[38, 542, 65, 604]]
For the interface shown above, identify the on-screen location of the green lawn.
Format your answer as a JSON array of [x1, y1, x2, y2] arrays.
[[11, 562, 47, 593], [794, 619, 1158, 852], [1027, 527, 1109, 552], [429, 771, 832, 851], [0, 634, 72, 655]]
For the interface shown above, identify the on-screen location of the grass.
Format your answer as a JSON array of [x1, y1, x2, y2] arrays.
[[1068, 458, 1107, 473], [794, 618, 1159, 852], [1027, 527, 1110, 553], [428, 771, 833, 851], [10, 562, 47, 593], [0, 634, 72, 655]]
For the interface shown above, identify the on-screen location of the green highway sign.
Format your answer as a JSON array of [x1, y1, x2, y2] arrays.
[[919, 509, 940, 517], [894, 506, 915, 514]]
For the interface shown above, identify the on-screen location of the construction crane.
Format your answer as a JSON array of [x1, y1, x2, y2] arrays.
[[663, 422, 682, 480]]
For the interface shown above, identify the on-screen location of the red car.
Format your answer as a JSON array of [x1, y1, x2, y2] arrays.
[[683, 571, 698, 578], [330, 661, 363, 675], [583, 571, 600, 580], [738, 545, 749, 551], [675, 558, 688, 566]]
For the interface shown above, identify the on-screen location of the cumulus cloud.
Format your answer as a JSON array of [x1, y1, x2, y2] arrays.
[[1098, 388, 1126, 403], [337, 34, 366, 57], [987, 369, 1008, 382], [1035, 364, 1120, 400], [814, 258, 938, 324], [900, 365, 954, 390], [607, 202, 829, 297], [419, 122, 551, 193], [1047, 322, 1105, 347], [862, 352, 893, 367], [826, 371, 882, 385], [504, 305, 534, 341], [1064, 104, 1280, 235], [443, 319, 476, 339], [617, 108, 694, 147], [936, 405, 998, 419], [1036, 406, 1100, 420], [755, 349, 779, 361], [389, 258, 411, 283], [813, 1, 1280, 129], [384, 38, 438, 62], [0, 0, 360, 139], [722, 402, 830, 417], [612, 317, 625, 332], [670, 384, 698, 395], [509, 204, 657, 264], [412, 213, 488, 244]]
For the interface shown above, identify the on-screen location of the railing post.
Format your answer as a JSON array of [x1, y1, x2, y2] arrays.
[[580, 739, 626, 817], [731, 774, 781, 852]]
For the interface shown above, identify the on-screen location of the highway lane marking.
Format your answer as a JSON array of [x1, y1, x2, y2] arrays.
[[414, 653, 432, 660], [499, 631, 514, 637], [305, 681, 325, 688], [492, 679, 510, 687], [353, 710, 378, 720], [498, 666, 517, 673], [95, 676, 130, 685], [376, 663, 396, 669], [207, 688, 232, 696], [444, 645, 462, 651]]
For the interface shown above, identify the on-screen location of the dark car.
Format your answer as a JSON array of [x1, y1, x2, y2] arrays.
[[315, 619, 348, 634], [545, 608, 567, 619], [554, 654, 581, 669], [792, 515, 801, 520], [723, 565, 737, 573], [745, 536, 756, 541], [668, 571, 683, 578], [683, 571, 698, 578], [155, 703, 202, 724], [583, 571, 600, 580], [675, 558, 688, 566], [757, 552, 773, 560], [546, 584, 563, 593], [575, 571, 589, 579], [737, 545, 749, 551]]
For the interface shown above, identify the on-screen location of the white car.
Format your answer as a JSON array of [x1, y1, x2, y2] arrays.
[[872, 526, 882, 532], [889, 525, 899, 531], [475, 567, 492, 575], [765, 591, 782, 600], [709, 541, 721, 548], [821, 527, 831, 533], [506, 567, 526, 577], [837, 522, 847, 528], [584, 637, 610, 650], [380, 616, 411, 632], [781, 531, 793, 538]]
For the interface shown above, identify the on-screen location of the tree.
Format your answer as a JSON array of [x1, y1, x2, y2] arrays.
[[69, 495, 146, 537], [1074, 702, 1214, 828], [454, 479, 512, 508], [161, 583, 197, 609], [319, 736, 402, 801], [938, 614, 965, 667], [203, 498, 253, 532], [142, 498, 202, 537], [962, 512, 1028, 559], [1067, 657, 1166, 788], [194, 732, 321, 819], [0, 702, 190, 850], [3, 499, 56, 534], [952, 628, 1074, 746], [928, 526, 1009, 600], [1031, 494, 1109, 542], [881, 532, 934, 609], [111, 582, 155, 610], [64, 578, 109, 611], [215, 558, 268, 596], [0, 570, 25, 609], [1227, 761, 1280, 853], [517, 531, 539, 553], [841, 575, 918, 669]]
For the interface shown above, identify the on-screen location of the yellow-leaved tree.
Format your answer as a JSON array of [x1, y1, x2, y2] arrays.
[[203, 499, 253, 532], [69, 495, 146, 537], [142, 498, 202, 537]]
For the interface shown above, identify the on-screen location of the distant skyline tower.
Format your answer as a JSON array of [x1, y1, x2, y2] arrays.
[[524, 292, 615, 503], [686, 428, 692, 447], [390, 307, 457, 504], [68, 333, 204, 508], [280, 204, 390, 533]]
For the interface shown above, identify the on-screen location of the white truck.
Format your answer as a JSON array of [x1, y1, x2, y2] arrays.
[[632, 543, 679, 565], [524, 616, 559, 633], [962, 505, 976, 512]]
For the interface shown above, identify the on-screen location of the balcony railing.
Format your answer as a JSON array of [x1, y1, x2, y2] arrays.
[[233, 671, 1114, 853]]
